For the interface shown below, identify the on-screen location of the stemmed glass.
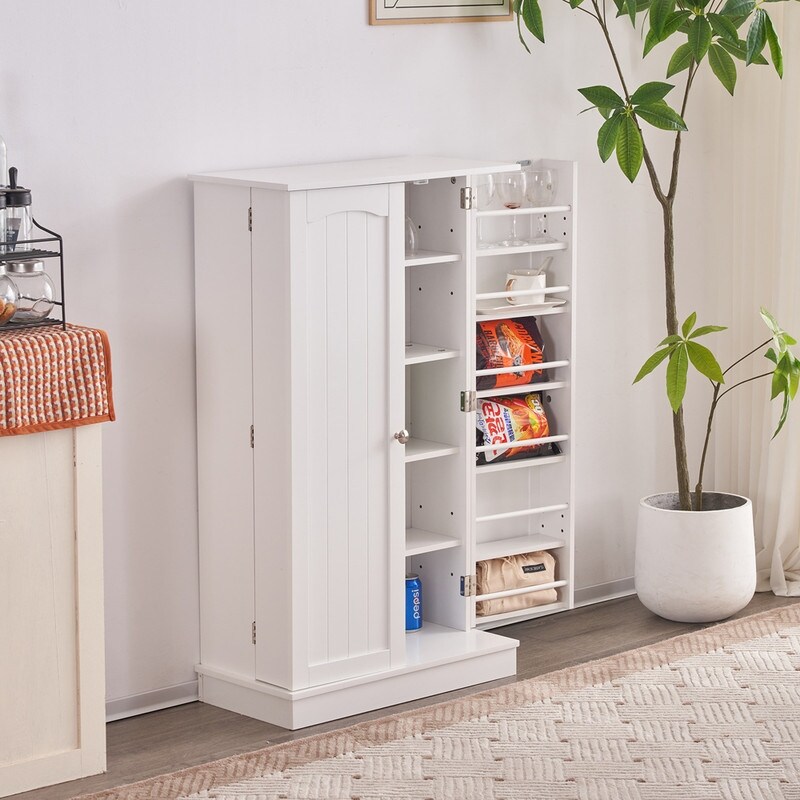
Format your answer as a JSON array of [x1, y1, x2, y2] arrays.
[[475, 174, 496, 249], [526, 169, 558, 244], [497, 172, 529, 247]]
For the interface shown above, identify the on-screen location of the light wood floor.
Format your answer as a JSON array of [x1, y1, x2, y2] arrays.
[[17, 592, 800, 800]]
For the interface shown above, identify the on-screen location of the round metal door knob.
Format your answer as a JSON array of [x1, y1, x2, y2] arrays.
[[394, 429, 410, 444]]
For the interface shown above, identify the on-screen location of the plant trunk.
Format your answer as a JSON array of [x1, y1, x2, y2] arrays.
[[663, 203, 692, 511]]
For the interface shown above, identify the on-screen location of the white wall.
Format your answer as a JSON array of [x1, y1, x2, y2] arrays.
[[2, 1, 713, 706]]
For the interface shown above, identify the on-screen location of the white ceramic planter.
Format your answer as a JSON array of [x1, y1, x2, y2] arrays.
[[635, 492, 756, 623]]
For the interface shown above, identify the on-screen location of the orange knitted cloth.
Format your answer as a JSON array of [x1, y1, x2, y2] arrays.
[[0, 325, 115, 436]]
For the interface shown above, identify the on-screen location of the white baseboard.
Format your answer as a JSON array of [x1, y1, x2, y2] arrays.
[[105, 680, 199, 722], [574, 577, 636, 607]]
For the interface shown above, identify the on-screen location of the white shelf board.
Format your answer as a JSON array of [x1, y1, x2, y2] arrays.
[[475, 285, 570, 301], [477, 241, 568, 258], [476, 454, 566, 475], [404, 250, 461, 268], [476, 503, 569, 524], [405, 342, 459, 365], [190, 156, 520, 192], [474, 305, 568, 322], [405, 438, 459, 463], [476, 534, 566, 562], [404, 621, 517, 667], [476, 601, 568, 629], [406, 528, 460, 557], [476, 380, 568, 399], [476, 205, 571, 218]]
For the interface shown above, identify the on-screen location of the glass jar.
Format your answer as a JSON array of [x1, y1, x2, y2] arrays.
[[0, 263, 19, 326], [3, 167, 33, 253], [5, 260, 54, 322]]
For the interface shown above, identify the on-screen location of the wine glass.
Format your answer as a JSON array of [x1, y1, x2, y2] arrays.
[[526, 169, 557, 206], [497, 172, 529, 247], [475, 174, 496, 250]]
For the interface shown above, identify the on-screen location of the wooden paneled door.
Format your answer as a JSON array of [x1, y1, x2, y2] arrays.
[[253, 183, 406, 691]]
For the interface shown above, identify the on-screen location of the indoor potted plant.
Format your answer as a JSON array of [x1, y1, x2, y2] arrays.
[[515, 0, 800, 622]]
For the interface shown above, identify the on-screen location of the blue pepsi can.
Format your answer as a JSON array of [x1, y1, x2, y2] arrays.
[[406, 573, 422, 631]]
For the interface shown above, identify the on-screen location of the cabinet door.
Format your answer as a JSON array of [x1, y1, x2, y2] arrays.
[[253, 183, 405, 690]]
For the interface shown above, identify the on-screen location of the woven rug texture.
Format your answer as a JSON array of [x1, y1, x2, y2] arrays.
[[74, 605, 800, 800]]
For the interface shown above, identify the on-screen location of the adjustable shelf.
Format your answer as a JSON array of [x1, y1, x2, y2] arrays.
[[404, 342, 459, 365], [475, 285, 570, 302], [476, 454, 567, 475], [406, 528, 460, 557], [475, 305, 568, 322], [476, 380, 568, 399], [404, 250, 461, 268], [475, 601, 568, 629], [476, 503, 569, 524], [476, 205, 571, 217], [404, 438, 459, 463], [476, 241, 567, 258], [474, 579, 568, 603]]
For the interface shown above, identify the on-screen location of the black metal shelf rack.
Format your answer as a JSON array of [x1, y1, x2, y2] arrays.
[[0, 218, 66, 332]]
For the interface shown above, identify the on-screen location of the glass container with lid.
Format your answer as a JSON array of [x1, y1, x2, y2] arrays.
[[5, 259, 54, 322], [0, 262, 18, 326], [3, 167, 33, 253]]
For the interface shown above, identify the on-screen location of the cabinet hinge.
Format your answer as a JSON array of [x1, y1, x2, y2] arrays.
[[460, 575, 478, 597], [460, 390, 477, 413], [460, 187, 474, 211], [248, 207, 253, 232], [250, 425, 255, 448], [252, 621, 257, 645]]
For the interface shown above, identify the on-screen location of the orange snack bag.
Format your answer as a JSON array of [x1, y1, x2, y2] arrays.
[[476, 318, 544, 390]]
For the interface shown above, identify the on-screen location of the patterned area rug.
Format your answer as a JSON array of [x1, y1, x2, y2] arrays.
[[75, 605, 800, 800]]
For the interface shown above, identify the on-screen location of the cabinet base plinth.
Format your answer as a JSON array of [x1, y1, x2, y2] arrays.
[[197, 641, 517, 730]]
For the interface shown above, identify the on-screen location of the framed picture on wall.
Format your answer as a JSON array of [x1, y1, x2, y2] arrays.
[[370, 0, 513, 25]]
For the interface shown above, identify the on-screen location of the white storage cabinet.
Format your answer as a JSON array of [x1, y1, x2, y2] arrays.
[[191, 156, 576, 729]]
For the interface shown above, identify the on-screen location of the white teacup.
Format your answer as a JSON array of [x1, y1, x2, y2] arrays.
[[505, 269, 546, 306]]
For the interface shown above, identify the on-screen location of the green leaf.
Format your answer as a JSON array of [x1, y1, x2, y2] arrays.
[[765, 347, 778, 364], [771, 368, 786, 400], [627, 0, 637, 27], [719, 38, 769, 64], [708, 12, 740, 42], [522, 0, 545, 43], [569, 0, 585, 7], [666, 345, 689, 412], [644, 29, 660, 57], [689, 16, 713, 62], [789, 359, 800, 399], [598, 106, 614, 119], [682, 312, 697, 338], [709, 43, 738, 94], [635, 100, 688, 131], [721, 0, 755, 16], [578, 85, 625, 108], [514, 0, 531, 53], [686, 341, 725, 383], [658, 334, 683, 346], [689, 324, 728, 339], [597, 113, 624, 162], [746, 9, 767, 65], [634, 346, 674, 383], [667, 43, 694, 77], [763, 12, 783, 77], [650, 0, 676, 38], [630, 81, 674, 105], [616, 114, 644, 182]]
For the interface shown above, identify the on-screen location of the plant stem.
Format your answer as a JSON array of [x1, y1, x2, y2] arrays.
[[695, 382, 720, 511], [695, 369, 773, 509], [723, 338, 772, 376], [589, 4, 692, 509]]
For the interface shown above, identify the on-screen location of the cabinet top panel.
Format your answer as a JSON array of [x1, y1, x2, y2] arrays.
[[189, 156, 519, 192]]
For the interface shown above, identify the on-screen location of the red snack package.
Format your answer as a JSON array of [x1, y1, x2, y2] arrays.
[[475, 392, 556, 464], [476, 318, 544, 391]]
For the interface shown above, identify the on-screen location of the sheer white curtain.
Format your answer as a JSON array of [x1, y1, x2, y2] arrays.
[[714, 6, 800, 595]]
